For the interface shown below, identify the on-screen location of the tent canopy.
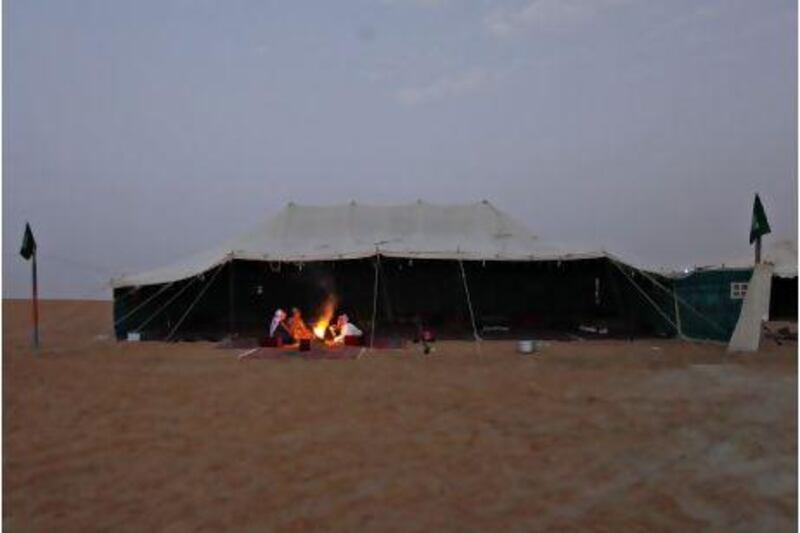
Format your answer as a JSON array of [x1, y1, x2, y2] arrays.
[[111, 201, 611, 288]]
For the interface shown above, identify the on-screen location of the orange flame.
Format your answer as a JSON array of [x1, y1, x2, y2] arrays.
[[312, 296, 337, 340]]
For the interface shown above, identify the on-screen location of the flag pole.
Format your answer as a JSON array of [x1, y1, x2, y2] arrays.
[[750, 193, 770, 266], [19, 222, 39, 352], [32, 249, 40, 351], [755, 235, 762, 265]]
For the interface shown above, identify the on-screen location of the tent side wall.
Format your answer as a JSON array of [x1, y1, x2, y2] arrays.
[[113, 257, 675, 341], [454, 258, 675, 338], [113, 260, 375, 341], [602, 263, 678, 339], [672, 269, 753, 341], [113, 264, 233, 341]]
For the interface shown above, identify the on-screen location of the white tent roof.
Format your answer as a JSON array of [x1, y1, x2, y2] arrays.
[[111, 201, 612, 288], [693, 239, 797, 279]]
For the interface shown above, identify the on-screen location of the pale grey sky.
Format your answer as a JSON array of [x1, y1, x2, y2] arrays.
[[4, 0, 797, 298]]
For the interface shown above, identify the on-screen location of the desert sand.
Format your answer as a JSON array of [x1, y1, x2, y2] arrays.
[[3, 299, 797, 531]]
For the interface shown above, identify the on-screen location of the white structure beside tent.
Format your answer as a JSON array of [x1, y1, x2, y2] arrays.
[[727, 264, 774, 353]]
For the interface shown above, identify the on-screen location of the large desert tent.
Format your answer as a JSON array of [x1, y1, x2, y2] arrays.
[[110, 201, 682, 342], [111, 201, 616, 286]]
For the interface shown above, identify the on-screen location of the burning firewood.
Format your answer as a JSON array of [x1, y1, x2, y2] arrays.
[[311, 297, 337, 340]]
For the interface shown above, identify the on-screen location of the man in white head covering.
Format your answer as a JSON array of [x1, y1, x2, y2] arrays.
[[269, 309, 292, 344], [332, 314, 363, 344]]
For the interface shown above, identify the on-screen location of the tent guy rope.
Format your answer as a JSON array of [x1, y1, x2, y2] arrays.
[[133, 276, 202, 332], [611, 260, 680, 333], [632, 265, 729, 337], [166, 263, 226, 341], [458, 259, 482, 343], [113, 281, 177, 328]]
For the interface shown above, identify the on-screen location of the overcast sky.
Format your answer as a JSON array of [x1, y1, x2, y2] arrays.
[[4, 0, 797, 299]]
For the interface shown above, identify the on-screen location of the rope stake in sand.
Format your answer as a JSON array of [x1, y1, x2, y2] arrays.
[[237, 348, 260, 360]]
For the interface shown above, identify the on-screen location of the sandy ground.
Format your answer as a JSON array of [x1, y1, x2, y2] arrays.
[[3, 299, 797, 532]]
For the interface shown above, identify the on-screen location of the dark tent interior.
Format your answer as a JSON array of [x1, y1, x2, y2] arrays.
[[113, 257, 676, 342], [770, 276, 798, 320]]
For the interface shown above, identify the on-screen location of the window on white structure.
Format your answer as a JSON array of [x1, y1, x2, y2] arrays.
[[730, 282, 748, 300]]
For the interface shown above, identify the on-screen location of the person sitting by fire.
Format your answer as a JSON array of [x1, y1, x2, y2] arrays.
[[269, 309, 293, 344], [288, 307, 314, 341], [329, 313, 363, 344]]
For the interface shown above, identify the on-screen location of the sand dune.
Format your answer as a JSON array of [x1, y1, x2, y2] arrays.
[[3, 300, 797, 531]]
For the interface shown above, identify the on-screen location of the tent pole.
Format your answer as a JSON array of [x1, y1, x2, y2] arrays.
[[755, 236, 762, 264], [369, 253, 379, 352], [378, 258, 394, 322], [32, 250, 40, 351], [228, 258, 235, 338]]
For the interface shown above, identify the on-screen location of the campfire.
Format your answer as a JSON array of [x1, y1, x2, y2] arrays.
[[312, 296, 337, 340]]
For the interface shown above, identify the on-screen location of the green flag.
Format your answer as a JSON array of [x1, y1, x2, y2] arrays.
[[19, 223, 36, 260], [749, 194, 771, 244]]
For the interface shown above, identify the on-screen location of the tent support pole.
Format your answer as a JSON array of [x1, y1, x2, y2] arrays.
[[31, 251, 39, 351], [378, 258, 394, 322], [228, 258, 235, 338], [369, 253, 380, 352], [755, 236, 762, 264]]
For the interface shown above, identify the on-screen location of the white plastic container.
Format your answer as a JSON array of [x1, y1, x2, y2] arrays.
[[127, 332, 141, 342], [517, 339, 535, 354]]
